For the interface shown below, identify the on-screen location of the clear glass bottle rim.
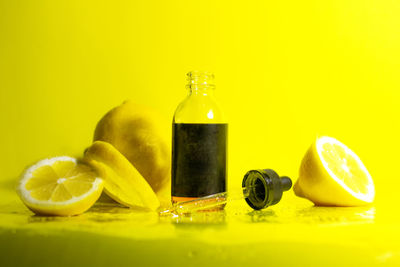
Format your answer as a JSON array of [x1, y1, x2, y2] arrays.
[[186, 70, 215, 89]]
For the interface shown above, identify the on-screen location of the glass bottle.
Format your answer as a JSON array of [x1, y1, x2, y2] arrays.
[[172, 71, 228, 206]]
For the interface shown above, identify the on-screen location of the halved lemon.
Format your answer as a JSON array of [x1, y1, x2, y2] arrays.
[[294, 136, 375, 206], [17, 156, 103, 216]]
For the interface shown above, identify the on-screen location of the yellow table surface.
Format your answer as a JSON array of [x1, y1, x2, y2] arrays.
[[1, 181, 399, 267]]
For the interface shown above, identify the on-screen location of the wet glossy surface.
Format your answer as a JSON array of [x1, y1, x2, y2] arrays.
[[0, 185, 399, 266]]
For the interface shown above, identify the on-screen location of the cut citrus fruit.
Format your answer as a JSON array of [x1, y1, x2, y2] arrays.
[[84, 141, 160, 210], [17, 156, 103, 216], [294, 136, 375, 206]]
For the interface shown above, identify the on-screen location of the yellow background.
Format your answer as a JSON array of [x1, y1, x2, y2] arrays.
[[1, 0, 399, 206]]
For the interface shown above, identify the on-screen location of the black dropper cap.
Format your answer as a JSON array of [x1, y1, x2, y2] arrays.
[[242, 169, 292, 210]]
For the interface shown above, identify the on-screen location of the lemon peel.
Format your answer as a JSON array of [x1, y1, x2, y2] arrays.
[[84, 141, 160, 210]]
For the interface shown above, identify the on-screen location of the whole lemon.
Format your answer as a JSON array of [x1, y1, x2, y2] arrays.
[[93, 101, 171, 203]]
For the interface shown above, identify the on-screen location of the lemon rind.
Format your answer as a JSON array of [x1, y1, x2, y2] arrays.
[[84, 141, 160, 210]]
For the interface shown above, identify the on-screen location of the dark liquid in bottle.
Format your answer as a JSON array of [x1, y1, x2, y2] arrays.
[[172, 123, 227, 201]]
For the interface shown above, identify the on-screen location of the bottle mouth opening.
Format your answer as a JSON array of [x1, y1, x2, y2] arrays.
[[186, 70, 215, 89], [242, 170, 269, 210]]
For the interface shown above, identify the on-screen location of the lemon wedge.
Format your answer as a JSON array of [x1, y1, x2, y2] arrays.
[[84, 141, 160, 210], [17, 156, 103, 216], [294, 136, 375, 206]]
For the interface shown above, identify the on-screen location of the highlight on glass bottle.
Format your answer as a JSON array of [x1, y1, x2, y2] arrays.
[[171, 71, 228, 208]]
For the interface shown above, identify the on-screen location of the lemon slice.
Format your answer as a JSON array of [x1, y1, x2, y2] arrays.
[[294, 136, 375, 206], [17, 156, 103, 216], [84, 141, 160, 210]]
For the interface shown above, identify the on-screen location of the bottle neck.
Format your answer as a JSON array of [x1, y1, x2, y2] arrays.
[[187, 86, 214, 96], [186, 71, 215, 96]]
